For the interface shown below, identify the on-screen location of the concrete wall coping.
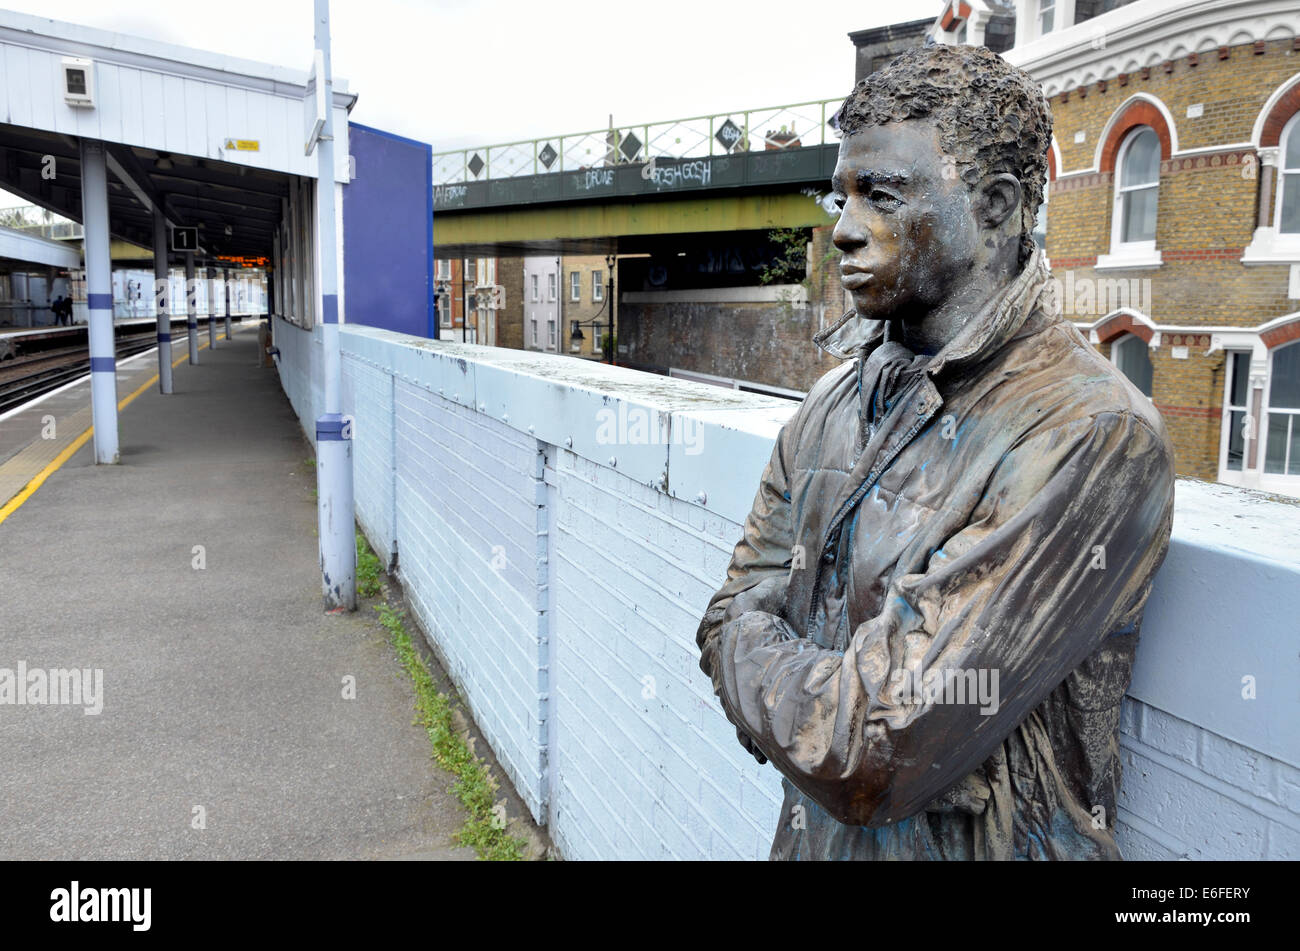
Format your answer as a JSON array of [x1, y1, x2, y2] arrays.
[[341, 325, 797, 523], [1170, 478, 1300, 569]]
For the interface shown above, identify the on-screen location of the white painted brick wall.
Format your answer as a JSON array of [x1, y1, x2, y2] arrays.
[[273, 319, 322, 440], [1116, 699, 1300, 859], [274, 323, 1300, 861], [549, 448, 784, 859], [343, 351, 396, 560], [391, 379, 547, 816]]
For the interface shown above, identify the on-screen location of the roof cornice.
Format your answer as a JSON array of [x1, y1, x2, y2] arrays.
[[1004, 0, 1300, 97]]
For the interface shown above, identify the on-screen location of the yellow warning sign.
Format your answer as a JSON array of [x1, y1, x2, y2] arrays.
[[223, 139, 260, 152]]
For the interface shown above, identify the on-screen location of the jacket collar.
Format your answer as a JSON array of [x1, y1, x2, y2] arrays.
[[813, 248, 1057, 377]]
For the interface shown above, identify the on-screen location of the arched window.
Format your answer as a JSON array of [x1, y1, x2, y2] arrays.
[[1118, 127, 1161, 244], [1112, 333, 1153, 397], [1279, 113, 1300, 235], [1264, 340, 1300, 476]]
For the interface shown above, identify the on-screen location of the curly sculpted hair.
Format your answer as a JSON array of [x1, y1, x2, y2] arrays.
[[837, 43, 1053, 263]]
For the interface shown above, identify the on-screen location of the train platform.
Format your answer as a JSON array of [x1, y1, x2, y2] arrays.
[[0, 328, 474, 859]]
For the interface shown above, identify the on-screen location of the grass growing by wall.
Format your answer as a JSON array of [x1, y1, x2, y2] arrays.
[[375, 603, 526, 861], [355, 532, 383, 598], [354, 532, 525, 861]]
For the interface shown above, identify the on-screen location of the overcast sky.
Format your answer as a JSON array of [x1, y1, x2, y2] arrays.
[[1, 0, 936, 151]]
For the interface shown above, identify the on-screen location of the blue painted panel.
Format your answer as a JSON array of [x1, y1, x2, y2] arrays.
[[343, 123, 434, 338]]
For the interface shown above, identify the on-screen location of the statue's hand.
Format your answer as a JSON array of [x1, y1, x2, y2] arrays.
[[722, 576, 787, 626], [719, 577, 790, 767], [736, 725, 768, 765]]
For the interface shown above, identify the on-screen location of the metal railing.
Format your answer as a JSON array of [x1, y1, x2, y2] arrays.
[[431, 97, 843, 185], [0, 203, 82, 240]]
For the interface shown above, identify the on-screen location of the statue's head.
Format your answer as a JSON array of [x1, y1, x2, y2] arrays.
[[831, 44, 1052, 323]]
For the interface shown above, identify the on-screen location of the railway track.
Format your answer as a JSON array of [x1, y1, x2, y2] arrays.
[[0, 333, 160, 416]]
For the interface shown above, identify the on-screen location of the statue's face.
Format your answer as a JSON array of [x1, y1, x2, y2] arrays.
[[830, 119, 978, 322]]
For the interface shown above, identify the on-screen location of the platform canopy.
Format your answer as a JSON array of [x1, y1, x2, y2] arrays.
[[0, 8, 355, 262]]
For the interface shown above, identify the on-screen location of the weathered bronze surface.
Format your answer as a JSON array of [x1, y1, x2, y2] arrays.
[[696, 44, 1176, 860]]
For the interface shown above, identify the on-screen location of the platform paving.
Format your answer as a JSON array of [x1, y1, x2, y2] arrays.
[[0, 327, 474, 859]]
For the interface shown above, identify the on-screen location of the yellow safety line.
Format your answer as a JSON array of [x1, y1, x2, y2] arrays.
[[0, 338, 215, 526]]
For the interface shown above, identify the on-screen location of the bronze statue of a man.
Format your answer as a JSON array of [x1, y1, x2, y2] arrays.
[[696, 44, 1175, 860]]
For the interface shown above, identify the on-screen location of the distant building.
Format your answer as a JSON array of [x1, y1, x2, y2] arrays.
[[926, 0, 1019, 51], [849, 18, 932, 83], [433, 254, 499, 344], [976, 0, 1300, 496], [560, 254, 611, 360], [522, 255, 560, 353]]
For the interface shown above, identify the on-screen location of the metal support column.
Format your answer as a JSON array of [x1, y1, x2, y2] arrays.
[[313, 0, 356, 611], [185, 252, 198, 364], [80, 139, 119, 464], [223, 267, 233, 339], [152, 206, 174, 393], [206, 266, 217, 348]]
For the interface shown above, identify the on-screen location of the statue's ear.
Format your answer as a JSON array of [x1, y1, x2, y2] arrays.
[[975, 173, 1022, 230]]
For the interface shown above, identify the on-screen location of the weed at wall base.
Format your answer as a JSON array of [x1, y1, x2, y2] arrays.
[[375, 601, 526, 861]]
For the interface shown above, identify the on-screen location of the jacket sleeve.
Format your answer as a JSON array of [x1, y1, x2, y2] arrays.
[[713, 410, 1175, 827], [695, 403, 802, 695]]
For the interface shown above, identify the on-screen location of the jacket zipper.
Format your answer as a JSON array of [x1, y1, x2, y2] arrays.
[[806, 396, 941, 648]]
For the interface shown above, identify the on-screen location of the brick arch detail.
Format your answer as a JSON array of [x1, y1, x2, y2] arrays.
[[1261, 315, 1300, 350], [1260, 82, 1300, 149], [1095, 312, 1154, 344], [1099, 101, 1173, 174]]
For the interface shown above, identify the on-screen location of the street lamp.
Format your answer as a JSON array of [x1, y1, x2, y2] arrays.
[[568, 316, 605, 359]]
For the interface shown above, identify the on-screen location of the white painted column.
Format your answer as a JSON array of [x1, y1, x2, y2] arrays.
[[313, 0, 356, 610], [223, 267, 233, 339], [152, 206, 174, 393], [206, 265, 218, 348], [185, 251, 198, 364], [79, 139, 119, 464]]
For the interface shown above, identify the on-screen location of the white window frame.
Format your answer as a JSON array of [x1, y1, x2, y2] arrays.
[[1038, 0, 1055, 35], [548, 272, 557, 302], [531, 274, 539, 302], [1033, 177, 1048, 250], [1097, 126, 1164, 271], [548, 317, 557, 350], [570, 271, 580, 301], [1241, 126, 1300, 264], [1110, 333, 1154, 399], [530, 316, 538, 348], [1270, 113, 1300, 253], [1218, 350, 1254, 484], [1260, 340, 1300, 491], [592, 270, 604, 302], [435, 259, 451, 281]]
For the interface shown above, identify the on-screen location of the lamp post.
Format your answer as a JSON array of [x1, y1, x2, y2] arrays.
[[605, 252, 616, 366]]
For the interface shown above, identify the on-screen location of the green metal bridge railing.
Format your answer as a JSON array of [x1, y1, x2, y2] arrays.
[[431, 97, 843, 185]]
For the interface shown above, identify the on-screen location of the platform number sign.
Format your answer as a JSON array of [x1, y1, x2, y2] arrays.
[[171, 227, 198, 253]]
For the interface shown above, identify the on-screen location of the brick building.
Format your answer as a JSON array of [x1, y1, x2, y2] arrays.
[[501, 253, 610, 359], [989, 0, 1300, 495], [558, 253, 612, 360], [433, 254, 500, 344]]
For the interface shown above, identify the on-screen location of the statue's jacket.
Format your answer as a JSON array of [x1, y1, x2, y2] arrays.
[[696, 250, 1176, 860]]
